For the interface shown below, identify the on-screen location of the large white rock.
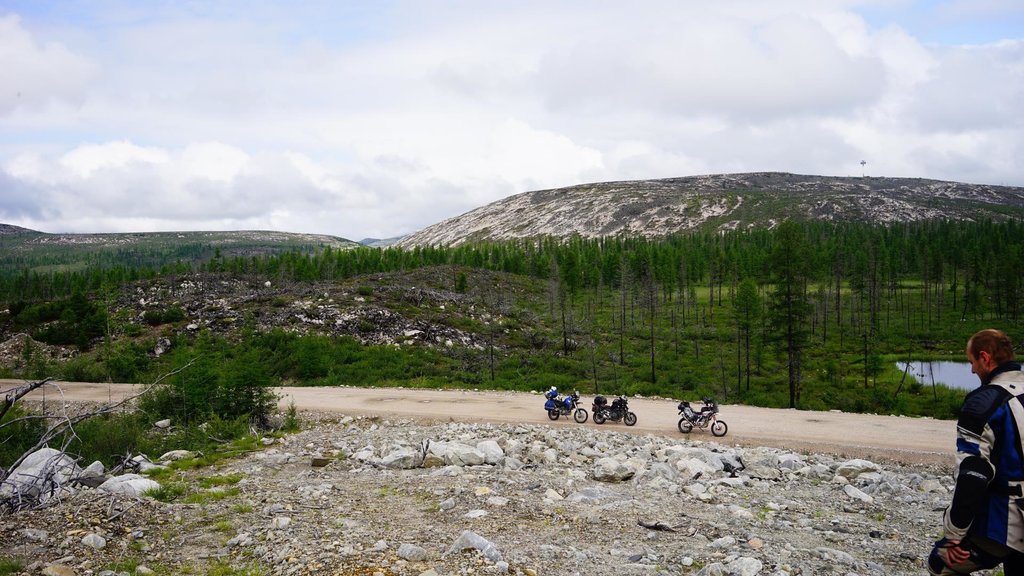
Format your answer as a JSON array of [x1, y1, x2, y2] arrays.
[[380, 446, 423, 469], [0, 448, 81, 503], [475, 440, 504, 465], [843, 483, 874, 503], [428, 441, 485, 467], [97, 474, 160, 497], [674, 457, 718, 480], [834, 458, 882, 481], [593, 457, 635, 482], [727, 557, 763, 576], [158, 450, 195, 462], [81, 532, 107, 550]]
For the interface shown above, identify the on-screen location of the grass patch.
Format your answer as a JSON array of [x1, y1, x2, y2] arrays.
[[184, 487, 240, 505], [0, 559, 23, 576], [198, 473, 245, 488], [145, 482, 187, 503]]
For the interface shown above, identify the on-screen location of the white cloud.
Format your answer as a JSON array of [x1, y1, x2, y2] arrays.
[[179, 142, 250, 182], [0, 14, 96, 114], [58, 141, 169, 180], [905, 41, 1024, 132], [0, 2, 1021, 239]]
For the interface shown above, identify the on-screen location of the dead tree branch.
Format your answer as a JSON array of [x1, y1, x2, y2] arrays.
[[0, 377, 53, 422], [1, 359, 196, 487]]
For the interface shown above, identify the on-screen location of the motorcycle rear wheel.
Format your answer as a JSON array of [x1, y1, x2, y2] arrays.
[[594, 412, 606, 424], [678, 418, 693, 433], [573, 408, 588, 423], [547, 410, 559, 421], [711, 420, 728, 437], [624, 412, 637, 426]]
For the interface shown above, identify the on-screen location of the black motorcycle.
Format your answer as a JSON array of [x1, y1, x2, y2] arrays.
[[677, 396, 728, 436], [592, 395, 637, 426], [545, 390, 589, 423]]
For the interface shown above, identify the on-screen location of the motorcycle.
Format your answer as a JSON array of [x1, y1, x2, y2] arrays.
[[592, 395, 637, 426], [545, 390, 589, 423], [677, 397, 728, 436]]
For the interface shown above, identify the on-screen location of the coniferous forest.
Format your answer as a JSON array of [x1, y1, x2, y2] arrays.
[[2, 219, 1023, 422]]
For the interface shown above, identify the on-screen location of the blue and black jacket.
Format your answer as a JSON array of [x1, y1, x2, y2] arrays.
[[945, 362, 1024, 551]]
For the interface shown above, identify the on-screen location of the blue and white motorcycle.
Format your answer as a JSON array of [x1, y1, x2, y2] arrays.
[[544, 389, 588, 423]]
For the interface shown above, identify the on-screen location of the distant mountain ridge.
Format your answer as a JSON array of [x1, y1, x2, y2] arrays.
[[397, 172, 1024, 247], [358, 236, 405, 248], [11, 229, 357, 249], [0, 223, 39, 235], [0, 228, 359, 275]]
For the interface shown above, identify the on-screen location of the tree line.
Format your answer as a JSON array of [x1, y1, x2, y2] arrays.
[[2, 219, 1021, 417]]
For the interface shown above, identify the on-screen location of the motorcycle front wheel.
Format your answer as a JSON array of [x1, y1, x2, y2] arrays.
[[594, 412, 606, 424], [548, 410, 559, 421], [574, 408, 588, 423], [678, 418, 693, 433], [624, 412, 637, 426], [711, 420, 728, 437]]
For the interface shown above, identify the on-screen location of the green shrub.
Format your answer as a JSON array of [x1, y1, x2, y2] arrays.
[[64, 412, 175, 468], [0, 404, 46, 469], [59, 355, 107, 382], [283, 400, 300, 432], [215, 346, 278, 427], [27, 292, 107, 350], [104, 340, 152, 382], [143, 306, 187, 326], [139, 354, 221, 425]]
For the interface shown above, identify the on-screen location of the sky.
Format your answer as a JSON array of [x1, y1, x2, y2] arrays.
[[1, 0, 1022, 240]]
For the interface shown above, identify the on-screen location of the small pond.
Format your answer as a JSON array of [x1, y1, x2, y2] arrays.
[[896, 361, 976, 391]]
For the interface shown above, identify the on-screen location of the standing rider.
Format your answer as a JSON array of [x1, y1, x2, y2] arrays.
[[929, 329, 1024, 574]]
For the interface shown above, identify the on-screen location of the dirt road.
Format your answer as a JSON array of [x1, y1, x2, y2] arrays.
[[4, 379, 957, 467]]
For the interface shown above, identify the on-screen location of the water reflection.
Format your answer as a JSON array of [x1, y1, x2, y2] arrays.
[[896, 361, 976, 391]]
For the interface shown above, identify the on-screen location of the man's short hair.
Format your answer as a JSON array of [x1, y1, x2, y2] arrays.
[[967, 329, 1016, 364]]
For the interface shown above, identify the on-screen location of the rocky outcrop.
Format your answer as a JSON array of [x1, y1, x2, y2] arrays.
[[397, 172, 1024, 247]]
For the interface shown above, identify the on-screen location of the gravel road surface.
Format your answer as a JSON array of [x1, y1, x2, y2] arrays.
[[4, 379, 956, 466]]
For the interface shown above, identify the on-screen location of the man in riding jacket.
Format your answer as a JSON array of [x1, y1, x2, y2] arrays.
[[929, 329, 1024, 574]]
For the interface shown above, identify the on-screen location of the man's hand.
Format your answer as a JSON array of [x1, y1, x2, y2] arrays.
[[945, 539, 971, 565]]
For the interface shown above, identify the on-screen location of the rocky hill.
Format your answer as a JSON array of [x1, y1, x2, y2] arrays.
[[0, 223, 38, 235], [397, 172, 1024, 247]]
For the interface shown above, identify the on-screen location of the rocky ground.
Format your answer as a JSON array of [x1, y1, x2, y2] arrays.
[[2, 408, 971, 576]]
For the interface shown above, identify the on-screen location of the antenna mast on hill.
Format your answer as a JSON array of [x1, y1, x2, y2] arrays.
[[860, 160, 867, 177]]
